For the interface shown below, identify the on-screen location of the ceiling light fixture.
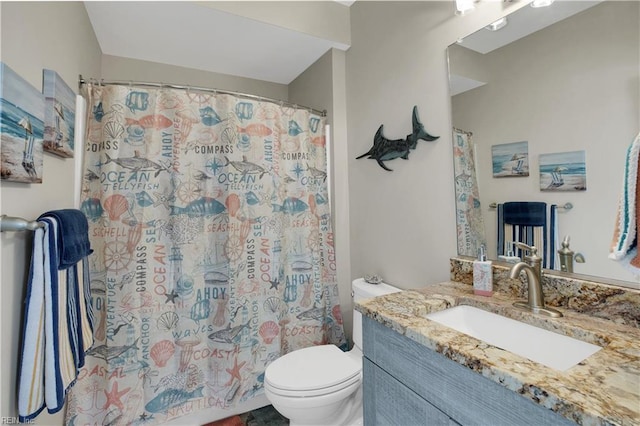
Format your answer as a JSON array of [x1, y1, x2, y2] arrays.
[[531, 0, 555, 8], [455, 0, 477, 15], [485, 17, 508, 31]]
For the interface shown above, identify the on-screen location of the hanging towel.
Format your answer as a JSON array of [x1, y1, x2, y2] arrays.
[[17, 225, 47, 420], [41, 209, 92, 269], [502, 201, 547, 226], [548, 204, 559, 270], [41, 209, 94, 365], [610, 133, 640, 272], [18, 211, 94, 422], [498, 202, 548, 268]]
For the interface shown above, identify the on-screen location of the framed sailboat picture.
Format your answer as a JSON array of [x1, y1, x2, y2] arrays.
[[0, 62, 44, 183], [491, 141, 529, 177], [43, 69, 75, 158], [539, 150, 587, 192]]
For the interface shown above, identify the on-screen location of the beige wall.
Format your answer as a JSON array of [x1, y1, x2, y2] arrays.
[[345, 1, 520, 290], [452, 1, 640, 282], [0, 2, 102, 423], [101, 54, 288, 100]]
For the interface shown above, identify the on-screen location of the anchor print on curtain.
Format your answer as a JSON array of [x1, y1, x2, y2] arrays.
[[66, 84, 346, 425]]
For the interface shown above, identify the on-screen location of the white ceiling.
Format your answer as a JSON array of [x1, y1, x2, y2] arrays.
[[457, 0, 603, 54], [451, 1, 603, 96], [84, 1, 350, 85], [86, 1, 602, 87]]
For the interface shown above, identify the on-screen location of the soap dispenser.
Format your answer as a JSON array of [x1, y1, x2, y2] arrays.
[[473, 245, 493, 296]]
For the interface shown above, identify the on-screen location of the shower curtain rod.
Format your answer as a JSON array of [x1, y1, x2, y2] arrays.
[[78, 75, 327, 117]]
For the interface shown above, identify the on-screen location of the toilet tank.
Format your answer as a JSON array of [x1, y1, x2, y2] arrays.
[[351, 278, 401, 351]]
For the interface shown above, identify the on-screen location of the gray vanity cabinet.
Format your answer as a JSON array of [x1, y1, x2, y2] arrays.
[[362, 317, 572, 426]]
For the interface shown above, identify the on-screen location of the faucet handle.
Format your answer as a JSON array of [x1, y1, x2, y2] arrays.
[[513, 242, 536, 255], [513, 242, 541, 263]]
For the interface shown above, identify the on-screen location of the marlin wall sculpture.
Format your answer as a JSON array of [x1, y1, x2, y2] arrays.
[[356, 106, 439, 171]]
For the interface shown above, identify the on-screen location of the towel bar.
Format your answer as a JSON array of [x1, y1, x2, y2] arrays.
[[489, 202, 573, 211], [0, 215, 44, 232]]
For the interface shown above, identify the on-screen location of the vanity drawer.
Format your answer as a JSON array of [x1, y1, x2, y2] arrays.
[[364, 357, 457, 425], [363, 317, 571, 426]]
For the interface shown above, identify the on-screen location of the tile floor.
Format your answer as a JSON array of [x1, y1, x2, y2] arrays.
[[204, 405, 288, 426]]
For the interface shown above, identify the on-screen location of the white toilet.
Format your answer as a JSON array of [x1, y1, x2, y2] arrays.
[[264, 278, 401, 426]]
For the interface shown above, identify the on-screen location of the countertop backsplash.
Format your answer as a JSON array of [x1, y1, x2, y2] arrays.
[[450, 256, 640, 328]]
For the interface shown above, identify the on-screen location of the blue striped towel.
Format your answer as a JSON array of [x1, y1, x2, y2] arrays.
[[18, 212, 94, 421], [498, 202, 555, 268]]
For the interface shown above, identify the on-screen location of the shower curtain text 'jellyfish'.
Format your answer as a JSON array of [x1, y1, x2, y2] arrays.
[[67, 83, 346, 425]]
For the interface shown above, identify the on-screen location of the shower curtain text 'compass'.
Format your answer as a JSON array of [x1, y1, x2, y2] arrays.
[[67, 82, 345, 425]]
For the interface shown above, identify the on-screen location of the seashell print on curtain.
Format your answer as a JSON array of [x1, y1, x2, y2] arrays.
[[66, 84, 346, 425], [453, 128, 487, 257]]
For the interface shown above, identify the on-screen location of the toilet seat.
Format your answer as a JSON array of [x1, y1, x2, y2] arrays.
[[265, 345, 361, 398]]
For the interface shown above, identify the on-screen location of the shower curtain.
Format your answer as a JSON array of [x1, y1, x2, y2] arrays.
[[66, 84, 346, 425], [453, 129, 486, 257]]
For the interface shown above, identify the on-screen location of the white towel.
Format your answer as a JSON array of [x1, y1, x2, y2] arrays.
[[43, 218, 77, 408], [18, 225, 46, 420], [610, 133, 640, 266], [502, 223, 546, 265], [18, 217, 93, 421]]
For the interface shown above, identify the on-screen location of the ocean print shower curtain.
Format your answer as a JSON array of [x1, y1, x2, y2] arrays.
[[453, 129, 486, 257], [66, 83, 346, 425]]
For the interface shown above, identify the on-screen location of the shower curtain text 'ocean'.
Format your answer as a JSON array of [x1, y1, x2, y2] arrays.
[[66, 84, 346, 425]]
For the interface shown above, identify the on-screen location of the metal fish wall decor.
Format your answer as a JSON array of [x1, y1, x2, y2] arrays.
[[356, 106, 439, 171]]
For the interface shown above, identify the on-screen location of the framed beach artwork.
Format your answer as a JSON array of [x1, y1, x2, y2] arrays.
[[43, 69, 75, 158], [539, 150, 587, 192], [491, 141, 529, 177], [0, 62, 44, 183]]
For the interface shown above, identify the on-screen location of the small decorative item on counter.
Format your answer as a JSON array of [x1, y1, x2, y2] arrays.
[[498, 242, 520, 263], [473, 245, 493, 296], [364, 274, 382, 285]]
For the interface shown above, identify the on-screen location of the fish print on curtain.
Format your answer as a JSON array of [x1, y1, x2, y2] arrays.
[[66, 84, 346, 425], [453, 129, 486, 257]]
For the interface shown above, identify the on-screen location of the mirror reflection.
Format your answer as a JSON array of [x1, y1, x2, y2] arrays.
[[449, 1, 639, 286]]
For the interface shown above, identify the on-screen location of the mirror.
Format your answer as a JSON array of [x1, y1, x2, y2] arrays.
[[449, 1, 639, 287]]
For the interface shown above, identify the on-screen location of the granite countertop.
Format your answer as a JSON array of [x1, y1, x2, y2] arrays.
[[356, 281, 640, 425]]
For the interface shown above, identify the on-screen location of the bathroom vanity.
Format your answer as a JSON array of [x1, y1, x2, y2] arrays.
[[357, 258, 640, 425], [363, 316, 572, 425]]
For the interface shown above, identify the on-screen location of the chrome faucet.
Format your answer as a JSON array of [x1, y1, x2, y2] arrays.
[[509, 243, 562, 318]]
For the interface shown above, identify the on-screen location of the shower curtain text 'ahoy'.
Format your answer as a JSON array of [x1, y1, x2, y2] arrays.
[[68, 84, 346, 425]]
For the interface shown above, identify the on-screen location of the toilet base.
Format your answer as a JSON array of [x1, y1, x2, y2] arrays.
[[266, 383, 362, 426]]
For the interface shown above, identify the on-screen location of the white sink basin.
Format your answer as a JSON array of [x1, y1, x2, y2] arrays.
[[425, 305, 601, 371]]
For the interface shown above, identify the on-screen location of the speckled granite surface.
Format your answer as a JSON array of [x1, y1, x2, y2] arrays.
[[356, 280, 640, 425], [451, 256, 640, 328]]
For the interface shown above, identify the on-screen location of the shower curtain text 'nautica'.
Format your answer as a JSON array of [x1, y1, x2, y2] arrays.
[[67, 83, 346, 425]]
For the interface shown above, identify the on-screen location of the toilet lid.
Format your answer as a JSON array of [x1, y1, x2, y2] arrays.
[[265, 345, 361, 392]]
